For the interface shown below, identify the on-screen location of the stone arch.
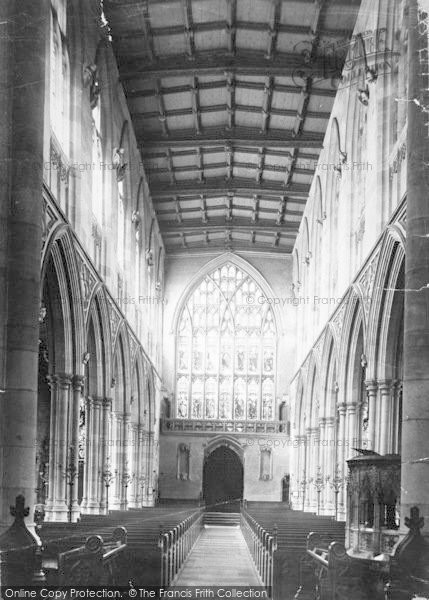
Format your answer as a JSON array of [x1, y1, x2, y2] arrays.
[[204, 435, 244, 461], [171, 252, 283, 335], [292, 248, 301, 290], [367, 229, 405, 381], [305, 354, 320, 429], [86, 294, 107, 398], [112, 326, 131, 413], [320, 330, 339, 420], [338, 291, 366, 389], [300, 216, 311, 265], [41, 227, 85, 375]]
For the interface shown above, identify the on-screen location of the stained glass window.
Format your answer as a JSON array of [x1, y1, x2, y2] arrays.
[[175, 263, 277, 421]]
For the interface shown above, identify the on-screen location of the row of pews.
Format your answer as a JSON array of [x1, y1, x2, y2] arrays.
[[243, 502, 346, 600], [40, 504, 200, 586], [244, 502, 429, 600]]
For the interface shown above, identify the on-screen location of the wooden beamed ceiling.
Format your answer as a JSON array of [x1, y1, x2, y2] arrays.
[[104, 0, 361, 255]]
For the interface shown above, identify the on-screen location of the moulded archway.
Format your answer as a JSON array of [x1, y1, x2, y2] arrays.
[[203, 445, 244, 511]]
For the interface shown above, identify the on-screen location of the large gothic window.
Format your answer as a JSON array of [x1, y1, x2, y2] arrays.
[[175, 263, 276, 421], [50, 2, 70, 151]]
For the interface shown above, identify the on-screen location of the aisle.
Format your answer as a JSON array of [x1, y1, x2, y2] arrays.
[[172, 526, 262, 586]]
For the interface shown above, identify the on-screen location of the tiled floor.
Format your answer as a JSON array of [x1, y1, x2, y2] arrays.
[[172, 526, 262, 587]]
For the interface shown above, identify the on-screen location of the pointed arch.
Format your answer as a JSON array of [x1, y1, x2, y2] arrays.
[[173, 254, 279, 423], [112, 326, 131, 413], [171, 253, 283, 334], [292, 248, 301, 289], [41, 227, 85, 375], [301, 216, 311, 263], [367, 229, 405, 381], [338, 291, 366, 388], [320, 329, 339, 420]]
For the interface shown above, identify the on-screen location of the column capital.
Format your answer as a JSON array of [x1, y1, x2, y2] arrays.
[[103, 398, 113, 410], [378, 379, 393, 394], [56, 373, 73, 388], [86, 396, 103, 408], [324, 417, 336, 426], [72, 374, 85, 391], [112, 411, 125, 422], [365, 380, 378, 394], [346, 402, 358, 415], [46, 374, 59, 389], [337, 402, 347, 416]]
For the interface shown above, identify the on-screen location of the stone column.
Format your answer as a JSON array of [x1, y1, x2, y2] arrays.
[[0, 0, 49, 534], [304, 427, 312, 510], [143, 432, 156, 507], [45, 375, 59, 518], [318, 418, 328, 513], [84, 397, 103, 514], [121, 413, 131, 509], [128, 424, 139, 508], [401, 0, 429, 530], [345, 402, 358, 460], [307, 427, 320, 512], [392, 380, 403, 454], [365, 380, 378, 451], [69, 375, 84, 521], [45, 374, 71, 522], [110, 412, 124, 510], [323, 417, 336, 514], [378, 380, 392, 455], [100, 398, 112, 513], [336, 403, 347, 519]]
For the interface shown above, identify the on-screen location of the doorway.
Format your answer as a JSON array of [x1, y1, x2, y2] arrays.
[[203, 446, 243, 511]]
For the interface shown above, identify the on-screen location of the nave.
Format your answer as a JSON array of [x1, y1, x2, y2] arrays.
[[2, 0, 429, 598]]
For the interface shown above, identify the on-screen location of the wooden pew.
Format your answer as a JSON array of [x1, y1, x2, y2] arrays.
[[43, 527, 127, 586]]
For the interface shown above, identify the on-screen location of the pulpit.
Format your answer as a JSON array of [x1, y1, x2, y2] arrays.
[[346, 453, 401, 558]]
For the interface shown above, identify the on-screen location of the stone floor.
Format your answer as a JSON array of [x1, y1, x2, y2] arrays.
[[172, 526, 262, 587]]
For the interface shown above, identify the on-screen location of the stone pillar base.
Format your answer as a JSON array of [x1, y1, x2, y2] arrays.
[[44, 504, 69, 522]]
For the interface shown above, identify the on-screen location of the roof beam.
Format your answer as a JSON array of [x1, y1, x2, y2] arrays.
[[174, 197, 182, 223], [150, 177, 310, 199], [156, 203, 303, 218], [126, 80, 337, 99], [266, 0, 282, 60], [200, 195, 208, 223], [153, 193, 307, 205], [106, 0, 358, 7], [165, 148, 176, 183], [145, 160, 315, 177], [116, 21, 350, 40], [276, 196, 287, 225], [191, 77, 202, 134], [252, 195, 260, 223], [261, 77, 274, 132], [164, 242, 293, 255], [225, 145, 233, 180], [143, 147, 320, 161], [196, 147, 204, 182], [119, 52, 339, 80], [154, 79, 168, 136], [160, 219, 298, 234], [181, 0, 195, 58], [226, 73, 235, 130], [226, 0, 237, 55], [134, 103, 329, 120], [139, 128, 324, 149], [141, 1, 155, 62]]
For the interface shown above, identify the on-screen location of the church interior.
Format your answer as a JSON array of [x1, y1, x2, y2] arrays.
[[1, 0, 429, 598]]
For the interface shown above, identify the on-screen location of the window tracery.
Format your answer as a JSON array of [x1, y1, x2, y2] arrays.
[[175, 263, 276, 421]]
